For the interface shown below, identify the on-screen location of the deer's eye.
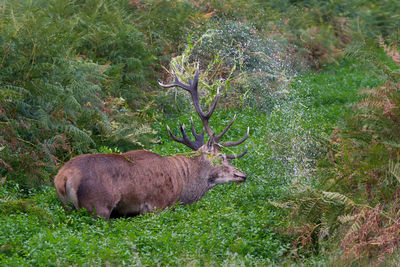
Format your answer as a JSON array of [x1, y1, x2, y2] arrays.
[[208, 173, 218, 184]]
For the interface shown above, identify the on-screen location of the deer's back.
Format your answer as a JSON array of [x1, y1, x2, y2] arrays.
[[55, 150, 186, 216]]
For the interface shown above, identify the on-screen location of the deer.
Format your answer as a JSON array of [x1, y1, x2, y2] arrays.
[[54, 70, 249, 219]]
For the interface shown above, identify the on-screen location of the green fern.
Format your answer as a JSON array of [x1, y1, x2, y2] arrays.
[[273, 182, 357, 249], [0, 0, 157, 188], [321, 191, 355, 207]]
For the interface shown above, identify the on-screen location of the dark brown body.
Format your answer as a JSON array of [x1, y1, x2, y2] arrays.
[[54, 149, 245, 219]]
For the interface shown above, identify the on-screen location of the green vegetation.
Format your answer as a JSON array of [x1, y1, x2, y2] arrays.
[[0, 0, 158, 188], [1, 0, 400, 265], [275, 48, 400, 264]]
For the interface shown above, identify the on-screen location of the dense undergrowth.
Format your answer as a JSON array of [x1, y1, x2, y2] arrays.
[[0, 54, 369, 265], [1, 0, 400, 265], [274, 46, 400, 265]]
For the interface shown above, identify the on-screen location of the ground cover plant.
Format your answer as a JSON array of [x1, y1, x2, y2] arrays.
[[0, 53, 386, 265], [1, 0, 400, 265]]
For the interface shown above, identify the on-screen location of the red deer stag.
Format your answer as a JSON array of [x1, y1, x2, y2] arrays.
[[54, 70, 249, 219]]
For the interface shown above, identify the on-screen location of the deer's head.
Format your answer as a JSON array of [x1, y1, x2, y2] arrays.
[[159, 70, 248, 186]]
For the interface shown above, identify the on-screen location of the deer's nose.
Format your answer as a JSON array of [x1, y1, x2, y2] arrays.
[[235, 171, 247, 181]]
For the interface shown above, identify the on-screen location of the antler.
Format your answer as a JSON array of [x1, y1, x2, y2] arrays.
[[159, 69, 249, 156], [165, 118, 204, 150], [219, 126, 249, 159], [159, 70, 216, 150], [159, 70, 218, 137], [226, 147, 248, 160]]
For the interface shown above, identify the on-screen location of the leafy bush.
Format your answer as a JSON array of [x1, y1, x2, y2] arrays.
[[161, 21, 306, 115], [190, 21, 305, 109], [130, 0, 200, 63], [0, 0, 156, 188], [201, 0, 399, 68]]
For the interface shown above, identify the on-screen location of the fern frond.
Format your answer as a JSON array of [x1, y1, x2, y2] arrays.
[[301, 199, 319, 220], [35, 108, 52, 130], [56, 124, 94, 145], [64, 95, 82, 111], [321, 191, 355, 207], [269, 201, 292, 209], [318, 222, 330, 241], [389, 160, 400, 184], [0, 85, 31, 96], [338, 214, 358, 224], [346, 220, 361, 239]]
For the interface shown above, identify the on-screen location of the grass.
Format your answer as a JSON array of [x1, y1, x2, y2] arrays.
[[0, 54, 389, 265]]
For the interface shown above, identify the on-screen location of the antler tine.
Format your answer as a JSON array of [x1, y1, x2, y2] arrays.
[[190, 117, 205, 139], [191, 88, 220, 138], [220, 127, 249, 147], [180, 124, 193, 145], [226, 147, 248, 160], [204, 87, 219, 119], [166, 125, 203, 150], [158, 73, 191, 91], [189, 117, 205, 150], [166, 125, 186, 145], [215, 114, 236, 142], [180, 124, 203, 150]]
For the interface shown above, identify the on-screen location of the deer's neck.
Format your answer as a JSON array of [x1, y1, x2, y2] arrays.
[[168, 155, 211, 205]]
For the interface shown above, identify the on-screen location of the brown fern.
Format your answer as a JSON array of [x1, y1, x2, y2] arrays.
[[341, 205, 400, 265], [378, 36, 400, 66]]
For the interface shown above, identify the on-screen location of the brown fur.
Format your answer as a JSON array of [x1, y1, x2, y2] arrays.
[[54, 148, 246, 219]]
